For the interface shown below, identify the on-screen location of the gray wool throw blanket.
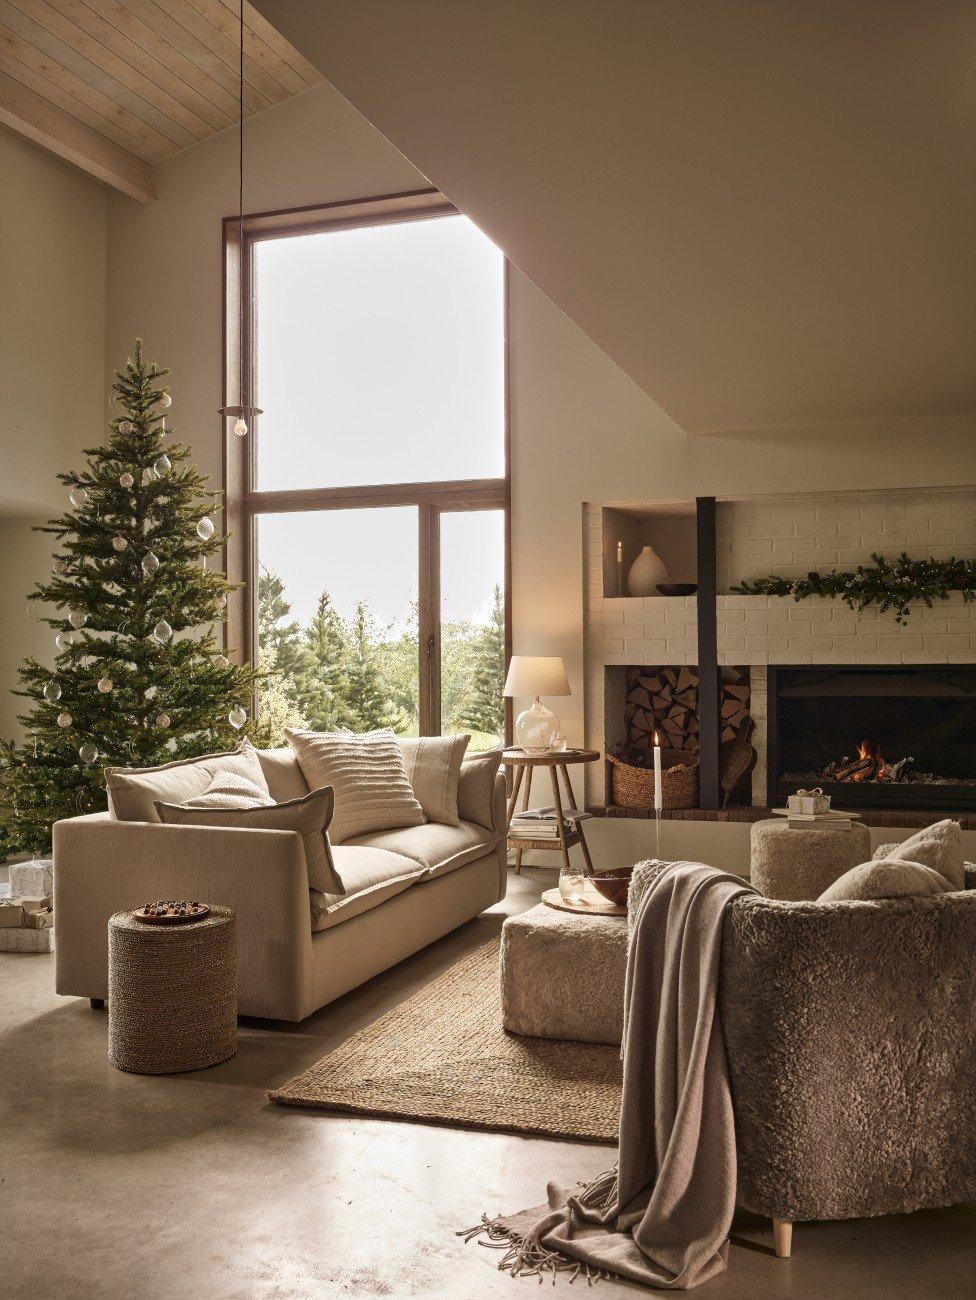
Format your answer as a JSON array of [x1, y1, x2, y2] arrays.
[[465, 860, 754, 1289]]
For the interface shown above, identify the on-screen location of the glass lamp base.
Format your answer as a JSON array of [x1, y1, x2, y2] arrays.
[[514, 698, 560, 752]]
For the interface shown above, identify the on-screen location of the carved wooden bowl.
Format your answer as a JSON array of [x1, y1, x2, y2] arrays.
[[589, 866, 634, 907]]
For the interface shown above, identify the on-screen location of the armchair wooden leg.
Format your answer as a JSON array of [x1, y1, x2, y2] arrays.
[[772, 1218, 792, 1259], [90, 998, 104, 1010]]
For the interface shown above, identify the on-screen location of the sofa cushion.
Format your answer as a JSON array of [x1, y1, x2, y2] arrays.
[[286, 727, 425, 843], [106, 740, 270, 822], [457, 750, 503, 830], [177, 771, 275, 810], [257, 746, 310, 803], [819, 859, 953, 902], [346, 820, 499, 880], [155, 785, 343, 895], [871, 819, 965, 890], [397, 734, 469, 825], [310, 845, 424, 931]]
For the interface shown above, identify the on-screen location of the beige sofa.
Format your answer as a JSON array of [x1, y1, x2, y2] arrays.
[[53, 746, 507, 1021]]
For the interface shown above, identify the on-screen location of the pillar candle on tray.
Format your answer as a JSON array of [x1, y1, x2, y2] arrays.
[[653, 731, 663, 812]]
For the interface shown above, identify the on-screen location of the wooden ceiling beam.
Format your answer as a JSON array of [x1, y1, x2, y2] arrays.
[[0, 67, 156, 200]]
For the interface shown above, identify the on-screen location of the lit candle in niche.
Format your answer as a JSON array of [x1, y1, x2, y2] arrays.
[[616, 540, 624, 596], [653, 730, 663, 812]]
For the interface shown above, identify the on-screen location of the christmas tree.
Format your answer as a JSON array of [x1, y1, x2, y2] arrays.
[[0, 341, 259, 855]]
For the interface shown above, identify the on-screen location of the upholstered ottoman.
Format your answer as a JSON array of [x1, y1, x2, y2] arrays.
[[751, 818, 871, 900], [500, 903, 628, 1045]]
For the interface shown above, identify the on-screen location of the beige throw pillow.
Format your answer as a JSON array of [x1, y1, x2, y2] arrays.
[[871, 819, 965, 891], [106, 740, 270, 822], [819, 859, 953, 902], [457, 749, 503, 830], [397, 734, 470, 826], [286, 727, 425, 844], [181, 771, 275, 810], [155, 785, 342, 895]]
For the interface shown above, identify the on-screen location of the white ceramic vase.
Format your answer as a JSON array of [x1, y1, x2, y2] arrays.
[[627, 545, 669, 596]]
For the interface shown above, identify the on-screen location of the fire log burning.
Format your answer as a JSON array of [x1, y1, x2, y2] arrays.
[[822, 741, 914, 784]]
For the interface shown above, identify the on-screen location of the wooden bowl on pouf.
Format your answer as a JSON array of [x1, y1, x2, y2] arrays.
[[590, 866, 634, 907]]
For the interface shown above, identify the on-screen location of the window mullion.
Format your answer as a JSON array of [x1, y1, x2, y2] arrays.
[[418, 504, 441, 736]]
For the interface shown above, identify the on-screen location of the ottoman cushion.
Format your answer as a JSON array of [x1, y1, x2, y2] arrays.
[[500, 902, 627, 1045], [751, 818, 871, 900]]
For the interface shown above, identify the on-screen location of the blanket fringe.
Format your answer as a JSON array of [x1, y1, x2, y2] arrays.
[[457, 1215, 613, 1286]]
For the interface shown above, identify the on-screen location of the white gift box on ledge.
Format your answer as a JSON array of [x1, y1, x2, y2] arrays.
[[787, 790, 831, 816]]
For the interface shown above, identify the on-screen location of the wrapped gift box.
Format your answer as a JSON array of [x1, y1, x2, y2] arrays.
[[0, 925, 54, 953], [26, 907, 54, 929], [0, 901, 26, 928], [9, 859, 54, 897]]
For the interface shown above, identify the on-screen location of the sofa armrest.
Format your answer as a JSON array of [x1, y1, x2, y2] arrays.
[[53, 813, 314, 1020], [457, 753, 505, 832]]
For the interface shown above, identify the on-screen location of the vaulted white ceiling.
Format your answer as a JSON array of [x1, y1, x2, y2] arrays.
[[252, 0, 975, 436]]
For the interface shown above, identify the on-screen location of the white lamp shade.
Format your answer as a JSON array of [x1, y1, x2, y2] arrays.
[[503, 656, 571, 698]]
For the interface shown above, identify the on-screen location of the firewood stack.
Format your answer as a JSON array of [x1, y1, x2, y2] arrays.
[[624, 666, 751, 755]]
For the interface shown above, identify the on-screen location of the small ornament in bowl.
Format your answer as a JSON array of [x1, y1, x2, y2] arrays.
[[589, 866, 634, 907]]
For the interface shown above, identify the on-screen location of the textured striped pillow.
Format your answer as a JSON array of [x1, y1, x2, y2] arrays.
[[285, 727, 425, 844]]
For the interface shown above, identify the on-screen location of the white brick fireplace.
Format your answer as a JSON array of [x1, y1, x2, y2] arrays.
[[584, 487, 976, 810]]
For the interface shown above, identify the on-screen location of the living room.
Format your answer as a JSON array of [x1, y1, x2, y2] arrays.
[[2, 3, 975, 1296]]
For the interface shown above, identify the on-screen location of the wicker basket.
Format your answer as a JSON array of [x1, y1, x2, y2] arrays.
[[607, 750, 700, 811]]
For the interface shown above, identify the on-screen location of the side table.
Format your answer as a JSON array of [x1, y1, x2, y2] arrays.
[[108, 906, 238, 1074], [501, 748, 600, 875]]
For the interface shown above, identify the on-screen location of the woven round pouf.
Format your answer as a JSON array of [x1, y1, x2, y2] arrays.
[[108, 907, 237, 1074], [751, 819, 871, 900]]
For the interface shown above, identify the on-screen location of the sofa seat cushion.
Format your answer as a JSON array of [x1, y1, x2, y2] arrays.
[[310, 846, 424, 932], [345, 820, 499, 880]]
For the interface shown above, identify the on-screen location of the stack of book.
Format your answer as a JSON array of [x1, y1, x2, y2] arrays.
[[508, 806, 594, 840], [773, 809, 861, 831]]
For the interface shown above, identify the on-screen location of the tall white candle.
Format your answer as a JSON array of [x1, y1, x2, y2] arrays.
[[653, 730, 663, 812]]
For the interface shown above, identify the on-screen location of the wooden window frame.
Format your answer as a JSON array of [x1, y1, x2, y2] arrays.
[[222, 188, 512, 740]]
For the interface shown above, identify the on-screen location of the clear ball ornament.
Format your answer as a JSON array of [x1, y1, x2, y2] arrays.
[[217, 594, 228, 610], [153, 619, 172, 644], [55, 631, 74, 652], [57, 711, 72, 728], [97, 677, 113, 693], [141, 552, 160, 578], [79, 742, 98, 764], [43, 682, 62, 703], [196, 516, 215, 541], [68, 610, 87, 629], [119, 471, 134, 489], [233, 417, 248, 437], [69, 486, 88, 509], [119, 421, 133, 434], [111, 536, 127, 552], [154, 454, 171, 476], [214, 654, 229, 669], [228, 706, 247, 730], [155, 713, 171, 729], [144, 685, 158, 701], [159, 392, 172, 409]]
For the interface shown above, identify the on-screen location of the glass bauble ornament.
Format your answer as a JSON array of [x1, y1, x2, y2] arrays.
[[153, 619, 172, 644], [53, 558, 68, 575], [55, 631, 74, 652], [112, 536, 127, 552], [196, 516, 215, 541], [141, 552, 160, 578], [57, 711, 72, 728], [228, 706, 247, 730], [233, 417, 248, 437], [79, 742, 98, 764], [68, 610, 87, 629], [153, 454, 171, 476], [159, 392, 172, 409], [155, 713, 171, 729], [217, 594, 228, 610], [69, 486, 88, 509], [144, 685, 158, 701], [43, 682, 62, 703], [97, 677, 113, 694], [119, 421, 133, 434], [214, 654, 229, 669], [119, 471, 134, 489]]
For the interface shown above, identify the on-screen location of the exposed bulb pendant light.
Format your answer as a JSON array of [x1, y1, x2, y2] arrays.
[[218, 0, 261, 438]]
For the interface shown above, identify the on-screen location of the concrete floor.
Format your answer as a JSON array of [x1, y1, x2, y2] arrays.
[[2, 865, 974, 1299]]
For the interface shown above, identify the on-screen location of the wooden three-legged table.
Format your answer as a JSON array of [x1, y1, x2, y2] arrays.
[[501, 747, 600, 875]]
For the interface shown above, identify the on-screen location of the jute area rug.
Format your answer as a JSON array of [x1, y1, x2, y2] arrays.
[[269, 936, 621, 1143]]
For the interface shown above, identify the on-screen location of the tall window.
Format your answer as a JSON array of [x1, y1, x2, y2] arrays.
[[226, 191, 508, 750]]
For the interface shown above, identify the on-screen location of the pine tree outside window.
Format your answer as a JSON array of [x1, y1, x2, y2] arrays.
[[224, 191, 510, 751]]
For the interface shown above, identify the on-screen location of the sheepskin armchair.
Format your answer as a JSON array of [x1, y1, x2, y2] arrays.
[[630, 862, 976, 1251]]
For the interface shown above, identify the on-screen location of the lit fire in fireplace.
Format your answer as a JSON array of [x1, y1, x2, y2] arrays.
[[823, 741, 910, 784]]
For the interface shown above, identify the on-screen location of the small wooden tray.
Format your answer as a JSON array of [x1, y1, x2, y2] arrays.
[[132, 903, 211, 925], [542, 884, 626, 917]]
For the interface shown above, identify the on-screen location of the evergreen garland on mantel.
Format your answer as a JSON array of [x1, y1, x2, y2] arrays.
[[732, 552, 976, 625]]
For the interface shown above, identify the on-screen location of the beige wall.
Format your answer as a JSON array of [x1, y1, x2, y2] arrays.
[[0, 127, 106, 741]]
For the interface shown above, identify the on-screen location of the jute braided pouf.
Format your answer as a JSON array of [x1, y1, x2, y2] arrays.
[[108, 907, 238, 1074], [500, 902, 628, 1045], [751, 818, 871, 900]]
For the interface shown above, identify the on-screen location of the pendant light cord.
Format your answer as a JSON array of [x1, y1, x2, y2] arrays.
[[238, 0, 245, 411]]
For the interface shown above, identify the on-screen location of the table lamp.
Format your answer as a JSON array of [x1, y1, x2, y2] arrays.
[[503, 656, 571, 752]]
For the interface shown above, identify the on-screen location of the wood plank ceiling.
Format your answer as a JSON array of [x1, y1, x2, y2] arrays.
[[0, 0, 322, 201]]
